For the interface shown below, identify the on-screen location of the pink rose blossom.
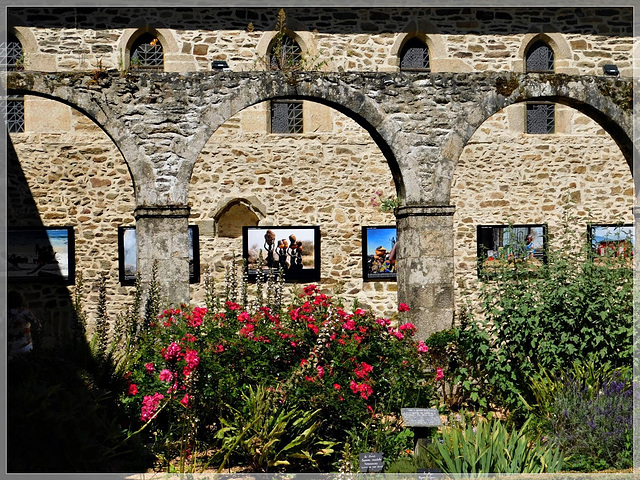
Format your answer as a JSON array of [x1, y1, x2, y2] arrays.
[[436, 367, 444, 381], [127, 383, 138, 396], [418, 341, 429, 353], [145, 362, 155, 374], [159, 369, 174, 382], [141, 393, 164, 422], [162, 342, 182, 361], [180, 394, 191, 407]]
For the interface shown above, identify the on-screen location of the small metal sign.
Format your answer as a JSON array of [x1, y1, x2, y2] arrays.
[[401, 408, 442, 427], [359, 452, 384, 473]]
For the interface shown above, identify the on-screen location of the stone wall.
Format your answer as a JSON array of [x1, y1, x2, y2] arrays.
[[10, 7, 633, 76], [8, 98, 136, 343], [188, 102, 397, 314], [451, 105, 634, 319], [6, 6, 634, 339]]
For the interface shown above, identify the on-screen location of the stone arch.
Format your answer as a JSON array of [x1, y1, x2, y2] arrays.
[[214, 197, 267, 238], [450, 100, 633, 316], [515, 33, 575, 74]]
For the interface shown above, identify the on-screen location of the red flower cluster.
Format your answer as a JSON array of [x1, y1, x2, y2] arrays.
[[141, 392, 164, 422]]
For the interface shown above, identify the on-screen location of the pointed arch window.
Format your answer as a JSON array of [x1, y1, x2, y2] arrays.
[[130, 33, 164, 71], [3, 34, 23, 71], [270, 34, 302, 70], [400, 37, 430, 72], [526, 41, 554, 73]]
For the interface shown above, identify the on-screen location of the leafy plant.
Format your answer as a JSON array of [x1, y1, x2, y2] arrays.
[[428, 413, 563, 474], [524, 357, 632, 471], [255, 9, 328, 84], [213, 385, 335, 472], [458, 226, 632, 412], [341, 415, 414, 471]]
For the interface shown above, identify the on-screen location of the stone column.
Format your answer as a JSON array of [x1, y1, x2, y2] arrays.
[[134, 206, 191, 306], [395, 205, 455, 338]]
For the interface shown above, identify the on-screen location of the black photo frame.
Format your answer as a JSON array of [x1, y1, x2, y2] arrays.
[[7, 226, 75, 284], [242, 226, 321, 282], [587, 223, 634, 258], [362, 226, 397, 281], [118, 225, 200, 285], [477, 224, 547, 277]]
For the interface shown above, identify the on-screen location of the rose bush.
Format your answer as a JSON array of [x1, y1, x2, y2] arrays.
[[118, 284, 441, 472]]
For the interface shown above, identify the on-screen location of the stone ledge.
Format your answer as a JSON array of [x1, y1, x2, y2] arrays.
[[395, 205, 456, 218], [134, 206, 191, 219]]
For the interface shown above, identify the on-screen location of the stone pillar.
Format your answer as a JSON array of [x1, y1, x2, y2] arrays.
[[134, 206, 191, 306], [395, 205, 455, 338]]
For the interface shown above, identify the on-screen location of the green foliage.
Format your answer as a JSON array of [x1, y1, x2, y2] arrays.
[[340, 416, 414, 472], [117, 268, 439, 472], [459, 229, 632, 412], [92, 273, 110, 361], [524, 357, 632, 471], [212, 385, 335, 472], [255, 9, 328, 84], [425, 327, 486, 410], [429, 413, 563, 474]]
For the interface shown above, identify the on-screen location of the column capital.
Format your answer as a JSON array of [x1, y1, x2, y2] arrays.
[[134, 205, 191, 219], [395, 205, 455, 219]]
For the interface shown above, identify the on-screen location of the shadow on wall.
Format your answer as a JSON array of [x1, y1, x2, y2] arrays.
[[6, 133, 152, 472], [7, 133, 79, 350]]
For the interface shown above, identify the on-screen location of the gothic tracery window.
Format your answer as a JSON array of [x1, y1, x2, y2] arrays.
[[400, 37, 430, 71]]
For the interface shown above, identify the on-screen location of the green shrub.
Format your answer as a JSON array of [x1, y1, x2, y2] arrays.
[[525, 357, 632, 471], [212, 385, 335, 472], [117, 277, 441, 472], [459, 230, 632, 412]]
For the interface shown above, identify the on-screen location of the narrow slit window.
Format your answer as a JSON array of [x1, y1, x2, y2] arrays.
[[271, 100, 303, 134], [526, 103, 555, 134], [6, 96, 24, 133]]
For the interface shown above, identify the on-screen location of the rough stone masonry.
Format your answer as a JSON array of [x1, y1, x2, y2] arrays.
[[6, 68, 635, 334]]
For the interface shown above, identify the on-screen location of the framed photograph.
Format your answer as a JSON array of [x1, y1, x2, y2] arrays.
[[243, 226, 320, 282], [7, 226, 75, 284], [362, 226, 397, 281], [118, 225, 200, 285], [588, 224, 634, 258], [477, 224, 547, 277]]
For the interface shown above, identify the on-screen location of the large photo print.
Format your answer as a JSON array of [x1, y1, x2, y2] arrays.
[[118, 226, 200, 285], [362, 226, 397, 281], [243, 226, 320, 282], [7, 227, 75, 284]]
